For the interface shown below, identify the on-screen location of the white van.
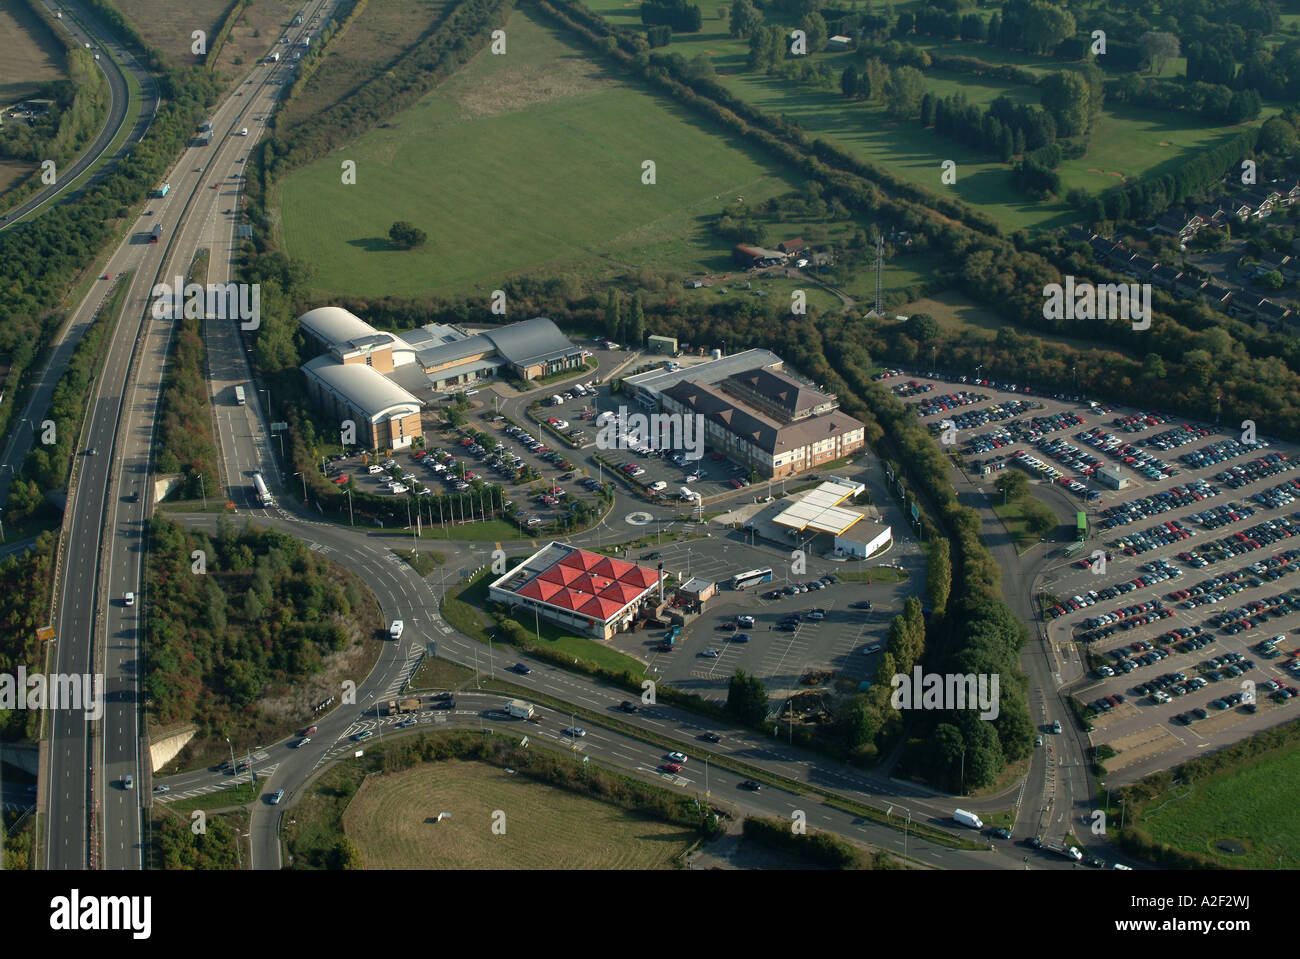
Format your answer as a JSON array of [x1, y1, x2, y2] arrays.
[[649, 481, 667, 492], [367, 464, 383, 474]]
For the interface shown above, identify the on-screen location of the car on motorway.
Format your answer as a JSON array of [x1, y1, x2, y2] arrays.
[[700, 732, 721, 743], [301, 725, 317, 736], [122, 775, 133, 790], [433, 692, 454, 701], [511, 663, 532, 675], [294, 737, 311, 748], [562, 726, 586, 738], [618, 700, 638, 712], [1052, 720, 1062, 733], [666, 751, 688, 764], [739, 780, 761, 791], [124, 591, 134, 606], [432, 699, 455, 710], [660, 763, 682, 774]]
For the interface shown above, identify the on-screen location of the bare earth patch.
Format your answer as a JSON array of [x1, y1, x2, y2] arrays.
[[448, 54, 611, 119], [1104, 725, 1180, 772]]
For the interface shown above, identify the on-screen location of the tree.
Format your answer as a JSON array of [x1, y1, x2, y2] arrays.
[[919, 91, 936, 126], [1040, 71, 1092, 137], [841, 64, 860, 98], [994, 470, 1028, 500], [629, 292, 646, 348], [604, 289, 621, 339], [905, 313, 939, 342], [388, 221, 427, 249], [799, 11, 828, 53], [727, 669, 769, 725], [747, 25, 784, 71], [883, 65, 926, 120], [1139, 30, 1180, 75], [730, 0, 763, 37], [1021, 1, 1074, 55]]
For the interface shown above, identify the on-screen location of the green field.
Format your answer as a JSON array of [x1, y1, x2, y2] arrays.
[[585, 2, 1273, 233], [277, 7, 800, 299], [1137, 742, 1300, 868], [342, 759, 696, 868]]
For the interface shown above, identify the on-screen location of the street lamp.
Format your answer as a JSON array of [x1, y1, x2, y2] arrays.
[[292, 471, 307, 505], [197, 472, 206, 511]]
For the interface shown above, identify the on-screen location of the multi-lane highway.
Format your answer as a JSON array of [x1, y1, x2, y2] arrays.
[[42, 0, 333, 870], [0, 0, 159, 510], [29, 1, 1114, 874]]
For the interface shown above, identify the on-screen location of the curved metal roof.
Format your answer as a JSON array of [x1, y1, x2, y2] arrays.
[[302, 356, 423, 422]]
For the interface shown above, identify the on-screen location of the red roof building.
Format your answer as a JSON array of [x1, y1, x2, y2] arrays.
[[489, 542, 662, 639]]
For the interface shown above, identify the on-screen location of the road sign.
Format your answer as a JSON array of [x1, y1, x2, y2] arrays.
[[36, 625, 55, 643], [270, 421, 288, 431]]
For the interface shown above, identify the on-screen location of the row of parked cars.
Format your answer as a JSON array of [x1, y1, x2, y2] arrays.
[[913, 391, 986, 418], [1207, 587, 1300, 634], [962, 405, 1075, 454], [1179, 436, 1268, 470], [1098, 480, 1221, 530], [1077, 428, 1180, 481], [1214, 452, 1296, 489], [1112, 519, 1195, 556], [1145, 423, 1211, 452], [1112, 411, 1172, 433]]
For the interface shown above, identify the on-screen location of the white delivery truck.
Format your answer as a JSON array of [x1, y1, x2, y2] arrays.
[[953, 808, 984, 830], [504, 699, 536, 720], [679, 487, 699, 501]]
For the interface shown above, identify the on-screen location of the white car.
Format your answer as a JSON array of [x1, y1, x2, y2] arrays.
[[390, 620, 404, 640], [124, 592, 134, 606], [390, 483, 408, 494], [562, 726, 586, 738], [123, 775, 133, 790], [666, 751, 687, 764], [649, 481, 667, 492]]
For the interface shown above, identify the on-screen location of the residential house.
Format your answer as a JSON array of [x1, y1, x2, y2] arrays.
[[1150, 264, 1182, 291], [1151, 210, 1201, 242], [1199, 282, 1235, 313], [1257, 300, 1293, 329], [1229, 295, 1268, 320], [1174, 273, 1208, 298]]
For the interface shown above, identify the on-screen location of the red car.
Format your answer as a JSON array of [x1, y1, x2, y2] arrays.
[[660, 763, 681, 774], [302, 725, 317, 736], [333, 475, 348, 485]]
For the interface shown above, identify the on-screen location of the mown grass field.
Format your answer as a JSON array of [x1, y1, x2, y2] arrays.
[[277, 7, 801, 299], [1137, 741, 1300, 868], [342, 759, 696, 868], [278, 0, 449, 129]]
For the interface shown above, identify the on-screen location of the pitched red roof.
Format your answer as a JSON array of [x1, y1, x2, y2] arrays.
[[510, 547, 659, 619]]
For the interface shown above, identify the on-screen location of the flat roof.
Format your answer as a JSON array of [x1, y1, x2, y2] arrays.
[[772, 479, 868, 535]]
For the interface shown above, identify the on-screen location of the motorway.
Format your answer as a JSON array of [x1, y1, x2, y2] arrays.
[[41, 0, 334, 869], [32, 5, 1113, 873], [0, 0, 159, 509]]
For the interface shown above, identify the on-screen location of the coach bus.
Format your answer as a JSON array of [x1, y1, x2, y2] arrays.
[[730, 567, 773, 591]]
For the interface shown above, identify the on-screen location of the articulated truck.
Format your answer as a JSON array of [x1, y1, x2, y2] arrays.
[[1045, 842, 1084, 861], [252, 471, 274, 507]]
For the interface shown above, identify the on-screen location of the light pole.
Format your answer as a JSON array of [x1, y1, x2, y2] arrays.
[[346, 487, 354, 526], [293, 471, 307, 505], [197, 472, 206, 511]]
